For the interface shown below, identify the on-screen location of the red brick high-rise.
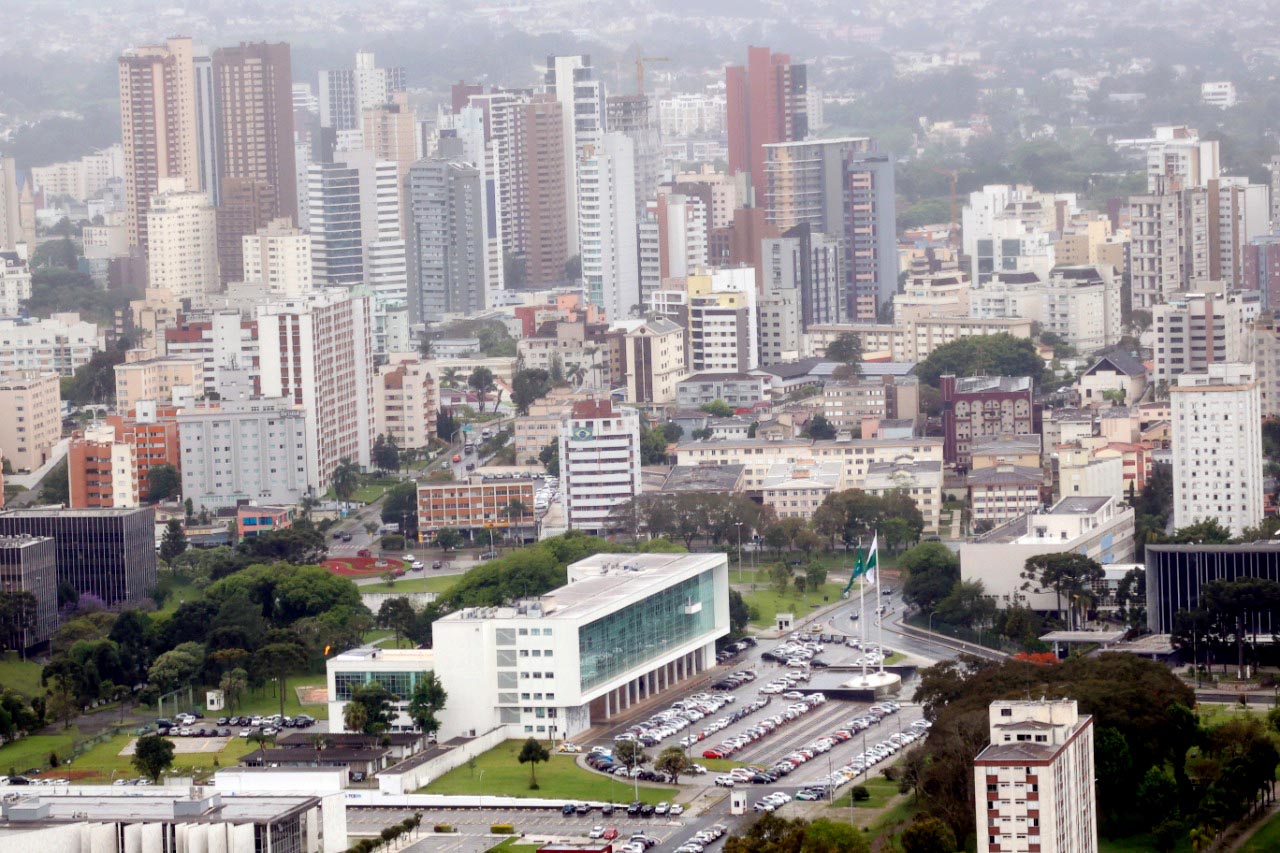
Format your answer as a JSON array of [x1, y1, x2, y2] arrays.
[[725, 46, 808, 204]]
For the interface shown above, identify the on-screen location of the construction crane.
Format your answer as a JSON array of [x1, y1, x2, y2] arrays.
[[635, 56, 669, 95], [932, 167, 961, 248]]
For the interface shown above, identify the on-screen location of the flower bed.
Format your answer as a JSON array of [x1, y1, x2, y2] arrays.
[[324, 556, 406, 576]]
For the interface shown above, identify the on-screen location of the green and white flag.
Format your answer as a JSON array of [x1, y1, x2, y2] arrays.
[[865, 534, 879, 585]]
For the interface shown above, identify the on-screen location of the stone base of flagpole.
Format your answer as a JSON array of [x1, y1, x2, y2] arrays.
[[839, 671, 901, 700]]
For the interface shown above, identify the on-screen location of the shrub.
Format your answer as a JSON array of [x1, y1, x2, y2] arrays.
[[490, 823, 515, 834], [433, 824, 454, 833], [851, 785, 871, 801], [381, 534, 406, 551]]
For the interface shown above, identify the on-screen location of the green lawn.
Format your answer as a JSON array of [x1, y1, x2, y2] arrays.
[[1238, 810, 1280, 853], [0, 651, 46, 698], [421, 741, 675, 804], [697, 757, 746, 772], [734, 568, 848, 627], [233, 675, 328, 720], [831, 775, 899, 809], [63, 731, 261, 783], [0, 730, 80, 775], [1100, 834, 1191, 853], [359, 575, 458, 594], [487, 841, 541, 853], [157, 580, 201, 616]]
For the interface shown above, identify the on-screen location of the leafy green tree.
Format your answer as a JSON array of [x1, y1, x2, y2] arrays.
[[254, 639, 308, 719], [38, 459, 69, 504], [935, 579, 996, 630], [539, 440, 560, 476], [159, 519, 188, 563], [699, 400, 734, 418], [1020, 552, 1105, 629], [219, 667, 249, 712], [377, 598, 416, 649], [728, 589, 751, 637], [147, 642, 205, 691], [436, 408, 460, 440], [614, 738, 648, 771], [382, 482, 419, 540], [899, 816, 957, 853], [330, 458, 361, 503], [654, 746, 692, 783], [434, 527, 464, 552], [348, 682, 395, 735], [511, 368, 552, 415], [640, 425, 673, 465], [0, 591, 38, 653], [518, 737, 550, 788], [147, 464, 181, 502], [1202, 577, 1280, 679], [408, 672, 448, 735], [916, 333, 1047, 388], [806, 414, 837, 440], [901, 542, 961, 612], [824, 332, 863, 367], [343, 700, 368, 734], [247, 730, 276, 764], [371, 434, 401, 471], [468, 366, 496, 412], [131, 734, 176, 782], [236, 524, 327, 564]]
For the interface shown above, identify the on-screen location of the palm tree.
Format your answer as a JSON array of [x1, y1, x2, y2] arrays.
[[504, 499, 529, 544], [440, 367, 463, 390], [248, 731, 275, 765], [308, 733, 329, 764], [331, 458, 360, 503]]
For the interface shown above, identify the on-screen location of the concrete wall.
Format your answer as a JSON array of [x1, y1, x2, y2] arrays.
[[360, 591, 438, 612], [378, 726, 509, 795]]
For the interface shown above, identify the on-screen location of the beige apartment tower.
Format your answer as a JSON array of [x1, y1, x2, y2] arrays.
[[0, 372, 61, 473], [118, 36, 201, 249]]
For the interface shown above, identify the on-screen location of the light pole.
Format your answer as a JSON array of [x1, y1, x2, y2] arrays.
[[735, 522, 744, 581]]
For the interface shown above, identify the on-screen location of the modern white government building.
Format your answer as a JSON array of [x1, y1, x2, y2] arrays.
[[327, 552, 730, 741]]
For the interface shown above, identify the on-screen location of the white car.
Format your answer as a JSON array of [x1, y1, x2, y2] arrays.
[[589, 827, 605, 839], [670, 804, 684, 816]]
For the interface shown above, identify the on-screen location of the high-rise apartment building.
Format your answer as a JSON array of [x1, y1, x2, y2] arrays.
[[544, 55, 605, 258], [961, 185, 1078, 285], [256, 291, 375, 491], [163, 310, 259, 397], [559, 399, 641, 534], [319, 51, 406, 131], [215, 176, 274, 284], [614, 317, 687, 406], [1210, 176, 1270, 289], [0, 507, 157, 608], [726, 46, 808, 201], [1128, 190, 1183, 308], [1171, 362, 1263, 536], [0, 252, 30, 316], [307, 149, 407, 349], [1152, 290, 1260, 386], [192, 49, 220, 207], [512, 94, 569, 286], [405, 156, 486, 321], [638, 192, 708, 307], [0, 157, 35, 253], [606, 94, 662, 218], [763, 137, 898, 320], [1243, 233, 1280, 308], [0, 371, 61, 473], [974, 699, 1097, 853], [146, 177, 220, 303], [212, 42, 297, 224], [68, 423, 138, 509], [1039, 265, 1123, 353], [0, 313, 101, 377], [940, 375, 1037, 469], [362, 92, 419, 186], [578, 132, 638, 320], [118, 37, 200, 249], [241, 217, 314, 297], [1144, 125, 1220, 192], [178, 397, 311, 510], [658, 92, 727, 139], [759, 223, 845, 364]]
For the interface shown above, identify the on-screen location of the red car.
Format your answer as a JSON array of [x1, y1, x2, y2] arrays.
[[603, 828, 619, 840], [702, 748, 723, 759], [357, 548, 371, 557]]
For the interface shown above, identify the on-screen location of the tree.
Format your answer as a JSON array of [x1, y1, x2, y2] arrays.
[[147, 464, 181, 502], [331, 458, 361, 503], [469, 366, 496, 412], [382, 482, 419, 540], [614, 738, 648, 772], [408, 672, 448, 735], [436, 408, 460, 441], [0, 591, 38, 653], [343, 700, 369, 735], [640, 425, 673, 465], [348, 682, 395, 734], [219, 667, 249, 712], [518, 737, 550, 789], [1202, 577, 1280, 679], [371, 434, 401, 472], [1020, 552, 1105, 629], [916, 334, 1048, 388], [901, 542, 961, 612], [377, 598, 417, 649], [434, 527, 463, 552], [825, 332, 863, 367], [654, 746, 692, 783], [159, 519, 188, 563], [539, 440, 560, 476], [147, 642, 205, 691], [131, 734, 176, 783], [254, 640, 308, 719], [725, 813, 867, 853], [935, 579, 996, 630], [900, 816, 958, 853], [511, 368, 552, 415], [806, 414, 837, 440], [699, 400, 734, 418], [247, 730, 276, 764], [728, 589, 751, 637], [38, 459, 69, 504]]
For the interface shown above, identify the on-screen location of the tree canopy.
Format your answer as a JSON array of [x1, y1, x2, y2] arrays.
[[915, 334, 1048, 388]]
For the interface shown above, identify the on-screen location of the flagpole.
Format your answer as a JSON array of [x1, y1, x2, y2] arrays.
[[858, 539, 867, 685], [873, 532, 885, 675]]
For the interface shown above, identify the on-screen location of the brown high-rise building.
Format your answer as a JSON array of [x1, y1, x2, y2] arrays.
[[725, 46, 807, 204], [216, 176, 274, 284], [118, 36, 201, 250], [212, 42, 297, 225], [512, 93, 568, 287]]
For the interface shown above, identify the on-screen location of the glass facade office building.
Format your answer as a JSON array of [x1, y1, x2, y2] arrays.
[[578, 568, 717, 692], [1147, 542, 1280, 634]]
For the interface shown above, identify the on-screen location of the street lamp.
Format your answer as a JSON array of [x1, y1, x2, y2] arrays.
[[735, 522, 744, 581]]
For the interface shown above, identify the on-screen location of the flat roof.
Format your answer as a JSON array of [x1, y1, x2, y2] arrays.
[[441, 552, 724, 624], [0, 792, 316, 824], [1050, 496, 1111, 515], [1040, 630, 1126, 644], [661, 464, 745, 493], [0, 507, 151, 518]]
